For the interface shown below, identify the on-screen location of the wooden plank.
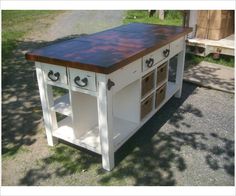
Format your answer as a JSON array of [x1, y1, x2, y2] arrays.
[[35, 62, 58, 146], [26, 23, 192, 74], [97, 73, 115, 171]]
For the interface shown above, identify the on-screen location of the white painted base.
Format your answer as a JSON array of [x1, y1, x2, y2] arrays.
[[36, 36, 186, 171]]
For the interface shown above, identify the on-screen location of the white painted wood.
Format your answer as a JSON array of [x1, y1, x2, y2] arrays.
[[35, 35, 187, 171], [70, 91, 98, 138], [187, 34, 234, 56], [170, 37, 184, 58], [166, 82, 179, 100], [175, 41, 186, 98], [53, 117, 101, 154], [69, 67, 97, 92], [42, 63, 68, 85], [109, 59, 141, 95], [142, 44, 170, 71], [70, 85, 98, 96], [113, 79, 140, 123], [113, 117, 138, 149], [36, 62, 58, 146], [97, 73, 114, 171], [51, 94, 71, 116]]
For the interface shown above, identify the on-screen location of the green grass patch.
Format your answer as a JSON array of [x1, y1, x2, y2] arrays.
[[2, 10, 63, 58], [186, 53, 235, 68], [123, 10, 183, 26], [2, 144, 31, 160]]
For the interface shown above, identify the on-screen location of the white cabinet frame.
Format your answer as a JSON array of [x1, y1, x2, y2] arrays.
[[35, 36, 187, 171]]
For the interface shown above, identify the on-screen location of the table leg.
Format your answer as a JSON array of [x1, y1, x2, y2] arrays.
[[175, 42, 186, 98], [36, 63, 58, 146], [97, 74, 115, 171]]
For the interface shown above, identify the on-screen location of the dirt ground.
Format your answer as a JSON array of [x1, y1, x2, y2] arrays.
[[2, 11, 234, 186]]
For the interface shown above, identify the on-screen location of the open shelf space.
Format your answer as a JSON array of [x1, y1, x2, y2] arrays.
[[52, 116, 138, 154], [51, 94, 71, 116]]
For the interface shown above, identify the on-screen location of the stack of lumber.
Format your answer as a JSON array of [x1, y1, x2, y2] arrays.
[[196, 10, 234, 40]]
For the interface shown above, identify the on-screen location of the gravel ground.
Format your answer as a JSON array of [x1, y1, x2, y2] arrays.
[[2, 11, 234, 186], [29, 10, 125, 41], [2, 82, 234, 186]]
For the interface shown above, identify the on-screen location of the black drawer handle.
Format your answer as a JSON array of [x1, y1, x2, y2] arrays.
[[48, 70, 60, 82], [160, 89, 164, 93], [144, 100, 149, 105], [146, 58, 154, 68], [74, 76, 88, 87], [163, 49, 170, 57], [160, 68, 164, 72]]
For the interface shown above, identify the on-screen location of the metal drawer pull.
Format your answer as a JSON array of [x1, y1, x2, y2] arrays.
[[145, 58, 154, 68], [48, 70, 60, 82], [163, 49, 170, 57], [74, 76, 88, 87]]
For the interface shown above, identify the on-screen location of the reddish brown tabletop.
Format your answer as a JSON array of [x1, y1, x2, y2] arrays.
[[26, 23, 192, 74]]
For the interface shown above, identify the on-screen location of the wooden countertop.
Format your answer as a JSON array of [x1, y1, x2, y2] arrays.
[[26, 23, 192, 74]]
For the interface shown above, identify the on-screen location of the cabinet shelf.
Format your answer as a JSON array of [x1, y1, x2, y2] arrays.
[[51, 94, 71, 116], [52, 116, 138, 154]]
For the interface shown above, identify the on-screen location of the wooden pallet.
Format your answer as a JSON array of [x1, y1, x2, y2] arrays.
[[186, 34, 234, 57]]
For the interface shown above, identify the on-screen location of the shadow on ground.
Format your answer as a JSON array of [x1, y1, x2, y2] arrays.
[[2, 34, 86, 158], [184, 60, 234, 92], [2, 35, 234, 186]]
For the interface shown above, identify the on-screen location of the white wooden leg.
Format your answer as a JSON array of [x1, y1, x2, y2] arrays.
[[175, 42, 186, 98], [97, 74, 114, 171], [36, 63, 58, 146]]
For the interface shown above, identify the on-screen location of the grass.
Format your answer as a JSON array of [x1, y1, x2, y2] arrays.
[[2, 10, 63, 58], [186, 53, 235, 68], [123, 10, 234, 67], [123, 10, 183, 26]]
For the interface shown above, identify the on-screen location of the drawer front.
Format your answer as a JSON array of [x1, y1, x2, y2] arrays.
[[156, 62, 168, 87], [43, 63, 67, 85], [141, 70, 155, 98], [142, 44, 170, 71], [170, 37, 184, 57], [156, 83, 166, 108], [69, 68, 96, 92], [109, 59, 141, 94], [141, 94, 153, 120]]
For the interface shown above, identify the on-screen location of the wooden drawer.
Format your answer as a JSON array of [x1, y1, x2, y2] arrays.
[[156, 62, 168, 87], [170, 37, 184, 57], [43, 63, 67, 85], [141, 94, 153, 120], [69, 68, 96, 92], [109, 59, 141, 94], [155, 83, 166, 108], [142, 44, 170, 71], [141, 70, 155, 98]]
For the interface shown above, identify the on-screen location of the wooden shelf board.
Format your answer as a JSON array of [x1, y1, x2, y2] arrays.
[[52, 116, 138, 155]]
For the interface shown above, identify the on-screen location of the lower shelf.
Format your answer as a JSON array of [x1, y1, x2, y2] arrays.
[[52, 82, 179, 154], [52, 116, 138, 154]]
